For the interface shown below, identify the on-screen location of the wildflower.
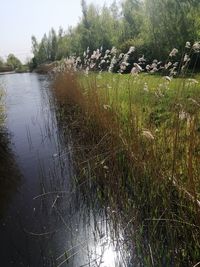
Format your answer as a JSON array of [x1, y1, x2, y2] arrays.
[[90, 63, 96, 69], [169, 48, 178, 57], [185, 42, 191, 49], [108, 56, 117, 72], [165, 62, 172, 69], [100, 59, 106, 64], [91, 51, 96, 59], [146, 64, 150, 71], [133, 63, 143, 72], [128, 46, 135, 54], [183, 54, 190, 63], [85, 66, 89, 76], [151, 63, 157, 69], [187, 78, 198, 84], [111, 47, 117, 55], [123, 62, 129, 67], [179, 110, 189, 120], [131, 67, 138, 75], [103, 104, 111, 110], [192, 42, 200, 52], [164, 76, 172, 82], [75, 57, 81, 66], [173, 62, 179, 67], [143, 82, 149, 91], [96, 50, 101, 59], [169, 67, 177, 77], [122, 54, 129, 63], [150, 67, 158, 73], [142, 129, 154, 140], [138, 55, 146, 62], [120, 62, 129, 72]]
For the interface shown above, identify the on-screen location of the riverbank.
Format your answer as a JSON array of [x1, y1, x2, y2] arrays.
[[0, 71, 16, 75], [0, 66, 29, 75], [53, 71, 200, 266]]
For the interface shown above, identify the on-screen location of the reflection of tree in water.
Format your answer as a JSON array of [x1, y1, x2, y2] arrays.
[[0, 96, 21, 218]]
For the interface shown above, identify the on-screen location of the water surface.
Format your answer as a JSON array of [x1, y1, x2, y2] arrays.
[[0, 73, 127, 267]]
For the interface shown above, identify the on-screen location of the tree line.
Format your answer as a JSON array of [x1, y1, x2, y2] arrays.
[[0, 54, 23, 72], [30, 0, 200, 68]]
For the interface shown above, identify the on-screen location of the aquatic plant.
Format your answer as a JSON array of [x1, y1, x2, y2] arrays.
[[52, 44, 200, 265]]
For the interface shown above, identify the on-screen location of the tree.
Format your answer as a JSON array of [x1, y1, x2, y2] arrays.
[[7, 54, 22, 69], [48, 28, 58, 61], [0, 57, 4, 68], [31, 35, 39, 57], [144, 0, 200, 59], [29, 0, 200, 67], [121, 0, 144, 40], [36, 34, 49, 64]]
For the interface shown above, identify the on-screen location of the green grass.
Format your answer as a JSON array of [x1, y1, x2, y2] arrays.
[[54, 71, 200, 266], [80, 72, 200, 194]]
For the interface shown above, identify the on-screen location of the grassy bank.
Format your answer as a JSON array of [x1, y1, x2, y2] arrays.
[[53, 71, 200, 266]]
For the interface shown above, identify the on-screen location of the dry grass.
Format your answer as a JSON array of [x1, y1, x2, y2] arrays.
[[53, 71, 200, 266]]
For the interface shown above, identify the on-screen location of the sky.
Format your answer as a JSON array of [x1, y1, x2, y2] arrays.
[[0, 0, 114, 62]]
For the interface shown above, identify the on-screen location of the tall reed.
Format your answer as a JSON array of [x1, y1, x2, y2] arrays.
[[53, 69, 200, 265]]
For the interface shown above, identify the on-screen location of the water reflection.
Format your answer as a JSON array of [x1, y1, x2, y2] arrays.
[[0, 73, 128, 266], [0, 82, 21, 218], [0, 132, 21, 218]]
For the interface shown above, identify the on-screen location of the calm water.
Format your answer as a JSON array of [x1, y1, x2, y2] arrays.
[[0, 73, 128, 267]]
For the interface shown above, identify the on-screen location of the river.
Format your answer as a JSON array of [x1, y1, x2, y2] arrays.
[[0, 73, 128, 267]]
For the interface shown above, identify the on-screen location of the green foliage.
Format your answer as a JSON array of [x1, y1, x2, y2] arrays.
[[144, 0, 200, 59], [6, 54, 22, 70], [0, 57, 4, 68], [121, 0, 144, 40], [31, 28, 59, 65], [31, 0, 200, 66]]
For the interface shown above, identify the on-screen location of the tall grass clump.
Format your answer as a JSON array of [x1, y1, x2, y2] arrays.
[[52, 45, 200, 266]]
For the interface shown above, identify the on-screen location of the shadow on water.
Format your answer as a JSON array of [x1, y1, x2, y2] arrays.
[[0, 83, 21, 218], [0, 131, 21, 218], [0, 73, 128, 267]]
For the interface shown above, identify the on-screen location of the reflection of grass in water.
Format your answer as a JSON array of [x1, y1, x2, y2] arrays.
[[0, 86, 5, 126], [0, 86, 21, 217], [53, 71, 200, 266]]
